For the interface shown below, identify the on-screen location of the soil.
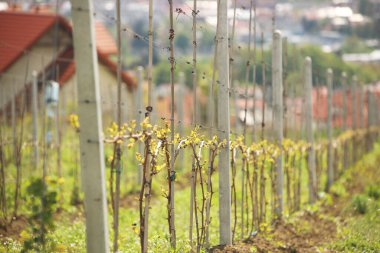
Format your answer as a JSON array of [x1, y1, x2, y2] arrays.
[[211, 208, 339, 253], [0, 207, 84, 241], [0, 215, 28, 240], [210, 153, 379, 253], [1, 146, 378, 252], [120, 192, 142, 209]]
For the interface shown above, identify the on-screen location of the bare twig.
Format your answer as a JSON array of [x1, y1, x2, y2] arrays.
[[168, 0, 177, 248]]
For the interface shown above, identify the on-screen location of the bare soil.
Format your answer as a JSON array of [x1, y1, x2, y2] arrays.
[[211, 152, 379, 253], [211, 208, 339, 253], [0, 215, 28, 240]]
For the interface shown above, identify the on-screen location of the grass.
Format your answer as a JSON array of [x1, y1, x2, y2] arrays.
[[332, 190, 380, 252], [1, 116, 379, 252], [328, 143, 380, 253], [0, 121, 295, 252], [1, 182, 218, 252]]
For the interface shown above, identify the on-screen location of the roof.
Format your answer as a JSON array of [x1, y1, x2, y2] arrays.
[[0, 11, 135, 90], [0, 11, 71, 72], [54, 23, 135, 90], [95, 23, 117, 55]]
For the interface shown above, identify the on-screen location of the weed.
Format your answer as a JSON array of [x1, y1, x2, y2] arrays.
[[366, 185, 380, 200], [21, 177, 58, 253], [70, 184, 81, 206], [351, 195, 368, 215], [330, 183, 348, 198]]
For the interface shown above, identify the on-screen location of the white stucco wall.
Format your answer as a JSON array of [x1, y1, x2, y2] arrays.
[[0, 28, 71, 109], [59, 63, 133, 127]]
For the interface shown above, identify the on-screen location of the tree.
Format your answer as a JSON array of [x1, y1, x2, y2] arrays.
[[131, 19, 148, 52], [175, 32, 190, 53], [358, 0, 374, 17]]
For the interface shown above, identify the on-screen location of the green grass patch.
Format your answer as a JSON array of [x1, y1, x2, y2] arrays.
[[329, 143, 380, 253], [332, 197, 380, 252]]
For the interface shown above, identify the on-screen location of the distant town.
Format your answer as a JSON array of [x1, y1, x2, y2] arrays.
[[1, 0, 379, 64]]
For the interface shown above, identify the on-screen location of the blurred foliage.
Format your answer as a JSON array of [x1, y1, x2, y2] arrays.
[[21, 177, 60, 253], [333, 185, 380, 252], [175, 32, 190, 54], [266, 44, 378, 91], [154, 40, 380, 97], [154, 58, 212, 91], [351, 194, 368, 214], [341, 36, 373, 54]]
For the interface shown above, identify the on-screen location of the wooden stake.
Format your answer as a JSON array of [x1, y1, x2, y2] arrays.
[[0, 87, 3, 112], [365, 88, 372, 151], [368, 90, 376, 127], [359, 85, 365, 157], [11, 85, 16, 164], [252, 3, 257, 142], [168, 0, 177, 248], [205, 2, 220, 245], [377, 96, 380, 126], [351, 76, 358, 164], [0, 107, 7, 224], [229, 0, 240, 132], [55, 66, 62, 179], [241, 0, 253, 238], [351, 76, 357, 130], [259, 32, 267, 224], [190, 7, 199, 246], [272, 30, 283, 217], [260, 32, 266, 141], [32, 71, 39, 169], [341, 72, 349, 170], [148, 0, 154, 110], [208, 0, 220, 135], [243, 0, 253, 140], [341, 72, 347, 131], [136, 66, 144, 183], [56, 95, 62, 178], [283, 37, 288, 138], [113, 0, 123, 251], [304, 57, 317, 204], [71, 1, 109, 252], [217, 0, 231, 245], [177, 72, 184, 167], [192, 0, 198, 125], [326, 68, 334, 190], [359, 85, 364, 129]]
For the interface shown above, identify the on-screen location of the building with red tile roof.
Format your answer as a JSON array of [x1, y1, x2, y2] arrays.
[[0, 10, 136, 121]]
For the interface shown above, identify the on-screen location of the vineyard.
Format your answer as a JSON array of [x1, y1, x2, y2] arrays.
[[1, 0, 380, 253]]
